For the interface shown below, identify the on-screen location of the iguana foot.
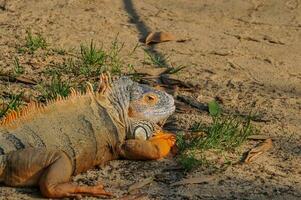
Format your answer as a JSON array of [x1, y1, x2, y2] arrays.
[[119, 131, 176, 160], [80, 184, 112, 197]]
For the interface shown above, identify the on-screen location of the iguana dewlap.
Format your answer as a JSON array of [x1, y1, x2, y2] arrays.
[[0, 74, 176, 198]]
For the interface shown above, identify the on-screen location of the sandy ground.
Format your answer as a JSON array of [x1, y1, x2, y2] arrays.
[[0, 0, 301, 199]]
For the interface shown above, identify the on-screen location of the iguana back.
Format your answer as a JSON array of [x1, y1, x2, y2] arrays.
[[0, 92, 123, 174]]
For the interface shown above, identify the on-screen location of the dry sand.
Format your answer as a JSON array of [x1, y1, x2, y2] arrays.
[[0, 0, 300, 199]]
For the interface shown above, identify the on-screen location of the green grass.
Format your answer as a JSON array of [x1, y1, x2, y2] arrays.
[[164, 65, 186, 74], [80, 40, 106, 67], [190, 116, 253, 150], [177, 152, 202, 171], [19, 31, 47, 53], [143, 49, 186, 75], [37, 75, 71, 102], [13, 57, 24, 75], [144, 49, 168, 68], [106, 38, 124, 74], [46, 39, 125, 78], [0, 93, 24, 118], [176, 100, 255, 171]]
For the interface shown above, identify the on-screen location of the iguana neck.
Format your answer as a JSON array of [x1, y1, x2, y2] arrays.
[[96, 77, 156, 139], [104, 79, 132, 137]]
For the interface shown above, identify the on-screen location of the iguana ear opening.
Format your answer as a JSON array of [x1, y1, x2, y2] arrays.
[[133, 126, 149, 140], [129, 120, 156, 140]]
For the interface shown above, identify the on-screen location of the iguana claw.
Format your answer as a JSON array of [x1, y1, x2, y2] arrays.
[[87, 184, 113, 197]]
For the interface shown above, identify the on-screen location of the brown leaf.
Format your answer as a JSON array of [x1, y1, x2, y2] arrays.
[[15, 76, 37, 85], [247, 135, 274, 140], [128, 177, 153, 192], [0, 75, 36, 85], [177, 95, 208, 112], [244, 139, 273, 163], [145, 32, 176, 45], [170, 176, 216, 186]]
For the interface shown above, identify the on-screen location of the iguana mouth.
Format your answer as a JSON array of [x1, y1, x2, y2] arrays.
[[151, 104, 175, 123]]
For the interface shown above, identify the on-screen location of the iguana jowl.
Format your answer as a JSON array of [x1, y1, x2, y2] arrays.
[[0, 74, 176, 198]]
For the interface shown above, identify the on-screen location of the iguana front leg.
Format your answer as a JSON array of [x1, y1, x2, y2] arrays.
[[1, 148, 112, 198], [119, 132, 176, 160]]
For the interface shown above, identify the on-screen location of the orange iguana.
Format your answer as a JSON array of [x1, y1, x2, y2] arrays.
[[0, 74, 176, 198]]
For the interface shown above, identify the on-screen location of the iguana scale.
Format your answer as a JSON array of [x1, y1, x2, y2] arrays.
[[0, 74, 176, 198]]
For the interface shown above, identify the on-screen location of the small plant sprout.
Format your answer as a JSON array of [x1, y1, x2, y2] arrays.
[[107, 37, 124, 75], [37, 75, 71, 102], [0, 93, 24, 118], [144, 49, 169, 68], [13, 57, 24, 75], [80, 40, 106, 67], [24, 31, 47, 53]]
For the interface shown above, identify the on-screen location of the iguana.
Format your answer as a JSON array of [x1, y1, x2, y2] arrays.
[[0, 73, 176, 198]]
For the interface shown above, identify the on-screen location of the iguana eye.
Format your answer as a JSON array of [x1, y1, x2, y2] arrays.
[[143, 93, 158, 105]]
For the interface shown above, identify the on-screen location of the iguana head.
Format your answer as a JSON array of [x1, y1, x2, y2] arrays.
[[98, 74, 175, 124], [128, 82, 175, 123]]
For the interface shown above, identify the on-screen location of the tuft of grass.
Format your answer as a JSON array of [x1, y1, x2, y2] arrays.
[[13, 57, 24, 75], [22, 31, 47, 53], [106, 38, 124, 75], [80, 40, 106, 67], [37, 75, 71, 102], [176, 101, 255, 171], [191, 116, 253, 151], [0, 93, 24, 118], [165, 65, 186, 74], [177, 152, 202, 171], [77, 39, 124, 76], [144, 49, 168, 68]]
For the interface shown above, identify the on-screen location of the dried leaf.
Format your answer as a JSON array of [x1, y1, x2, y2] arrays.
[[177, 95, 208, 112], [128, 177, 153, 192], [247, 135, 273, 140], [244, 138, 273, 163], [0, 75, 36, 85], [145, 32, 176, 45], [170, 176, 216, 186], [15, 76, 37, 85]]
